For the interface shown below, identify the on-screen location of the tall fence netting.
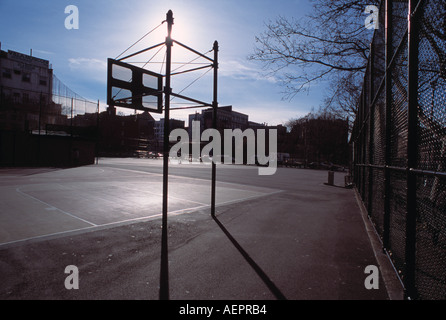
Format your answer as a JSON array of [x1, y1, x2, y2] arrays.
[[351, 0, 446, 300]]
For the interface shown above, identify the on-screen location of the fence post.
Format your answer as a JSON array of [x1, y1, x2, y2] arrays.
[[96, 100, 100, 165], [368, 41, 375, 219], [405, 0, 421, 300], [70, 97, 74, 137], [211, 40, 219, 218], [160, 9, 174, 301], [361, 83, 368, 202], [383, 0, 393, 251]]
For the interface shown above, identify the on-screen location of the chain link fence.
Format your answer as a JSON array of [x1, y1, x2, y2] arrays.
[[351, 0, 446, 299], [0, 75, 99, 137], [1, 70, 161, 167], [0, 75, 100, 166]]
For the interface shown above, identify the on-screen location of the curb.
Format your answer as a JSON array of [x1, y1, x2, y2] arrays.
[[353, 188, 405, 300]]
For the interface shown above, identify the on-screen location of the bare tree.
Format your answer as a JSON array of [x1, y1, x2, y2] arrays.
[[285, 110, 350, 165], [249, 0, 379, 120], [322, 71, 362, 131]]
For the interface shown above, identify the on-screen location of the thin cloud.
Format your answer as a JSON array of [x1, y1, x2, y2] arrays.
[[68, 58, 107, 83], [220, 59, 277, 83], [68, 57, 106, 71]]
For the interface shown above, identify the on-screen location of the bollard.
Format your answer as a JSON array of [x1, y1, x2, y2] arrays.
[[327, 171, 334, 186]]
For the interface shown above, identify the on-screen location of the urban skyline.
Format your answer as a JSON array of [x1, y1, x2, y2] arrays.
[[0, 0, 324, 126], [0, 44, 301, 130]]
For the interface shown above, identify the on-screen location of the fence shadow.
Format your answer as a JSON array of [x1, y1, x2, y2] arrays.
[[212, 214, 287, 300]]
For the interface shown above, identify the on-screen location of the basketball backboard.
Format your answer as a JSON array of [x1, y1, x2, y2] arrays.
[[107, 58, 163, 113]]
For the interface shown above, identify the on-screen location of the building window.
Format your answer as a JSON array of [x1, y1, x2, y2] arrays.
[[22, 73, 31, 83], [14, 69, 21, 75], [39, 76, 47, 86], [2, 68, 12, 79], [13, 92, 20, 103]]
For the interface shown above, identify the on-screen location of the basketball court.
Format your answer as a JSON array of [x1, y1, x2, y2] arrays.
[[0, 159, 282, 246]]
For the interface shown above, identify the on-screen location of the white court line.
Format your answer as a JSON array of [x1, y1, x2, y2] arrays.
[[2, 165, 283, 247], [15, 187, 97, 227], [105, 165, 281, 194], [0, 204, 208, 248], [1, 189, 283, 248], [101, 166, 163, 177], [118, 185, 209, 206]]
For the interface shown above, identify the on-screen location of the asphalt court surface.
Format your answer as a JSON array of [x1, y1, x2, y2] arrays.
[[0, 158, 403, 300], [0, 160, 281, 246]]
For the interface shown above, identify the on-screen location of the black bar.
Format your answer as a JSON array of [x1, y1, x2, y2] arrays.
[[356, 163, 386, 170], [172, 39, 215, 63], [160, 9, 173, 301], [38, 92, 43, 166], [38, 92, 43, 136], [117, 42, 165, 62], [405, 0, 420, 300], [386, 165, 408, 173], [169, 92, 212, 107], [383, 0, 393, 250], [170, 64, 213, 76], [353, 164, 446, 179], [70, 97, 73, 137], [211, 41, 218, 218], [368, 40, 375, 219], [409, 168, 446, 178], [361, 80, 367, 201], [96, 100, 100, 165], [170, 105, 210, 110]]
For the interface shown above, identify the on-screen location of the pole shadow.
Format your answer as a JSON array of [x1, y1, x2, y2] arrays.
[[212, 214, 287, 300]]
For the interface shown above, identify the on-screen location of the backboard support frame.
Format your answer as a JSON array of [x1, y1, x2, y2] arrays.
[[107, 58, 163, 113], [106, 10, 219, 301]]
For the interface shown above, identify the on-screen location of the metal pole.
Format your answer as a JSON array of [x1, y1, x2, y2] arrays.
[[383, 0, 392, 251], [211, 41, 218, 218], [70, 97, 74, 137], [39, 92, 43, 136], [405, 0, 420, 300], [361, 84, 367, 200], [368, 41, 375, 219], [38, 92, 43, 166], [96, 100, 100, 165], [160, 9, 173, 301]]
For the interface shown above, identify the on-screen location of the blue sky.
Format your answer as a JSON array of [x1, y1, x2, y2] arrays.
[[0, 0, 326, 125]]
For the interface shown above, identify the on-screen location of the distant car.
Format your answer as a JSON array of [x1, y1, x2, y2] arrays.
[[148, 151, 163, 158]]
